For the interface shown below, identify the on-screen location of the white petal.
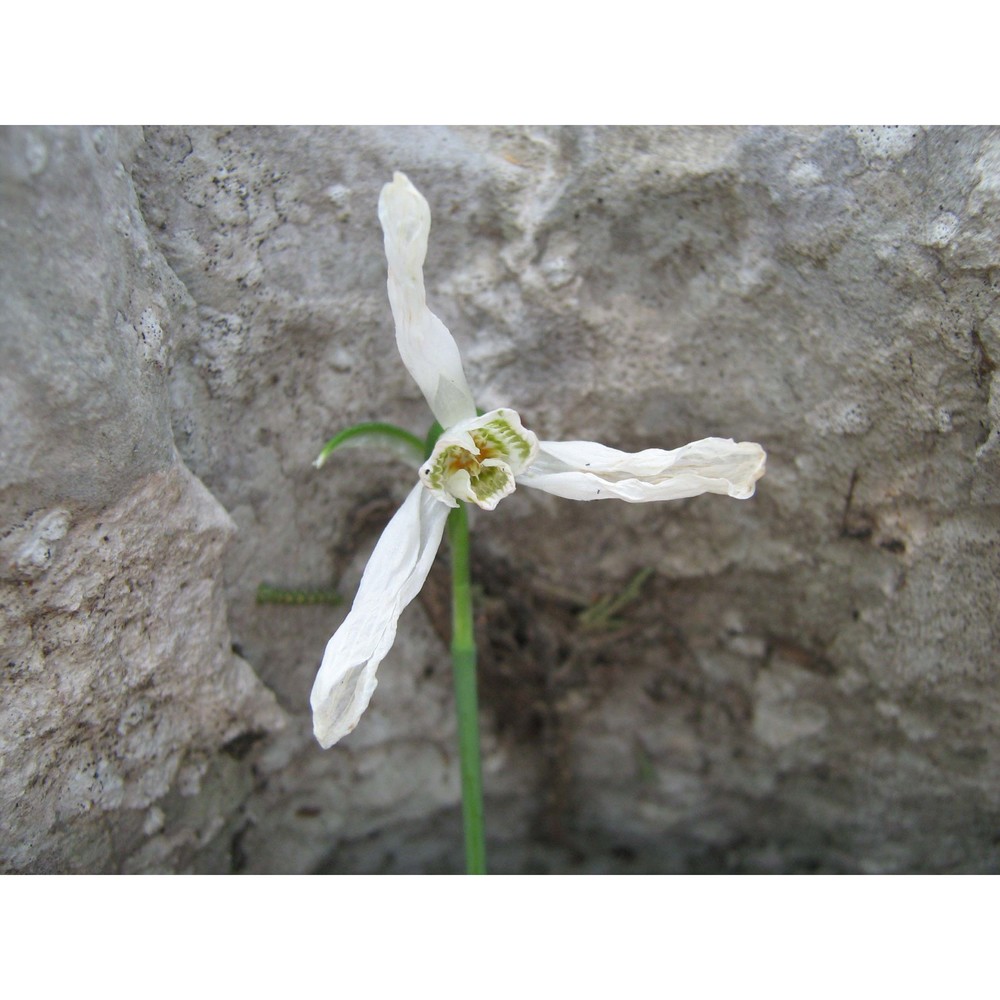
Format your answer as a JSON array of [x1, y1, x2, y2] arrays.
[[517, 437, 766, 503], [419, 407, 539, 510], [310, 482, 450, 748], [378, 173, 477, 428]]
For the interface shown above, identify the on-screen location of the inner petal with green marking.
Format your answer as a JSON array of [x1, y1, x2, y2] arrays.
[[420, 408, 539, 511]]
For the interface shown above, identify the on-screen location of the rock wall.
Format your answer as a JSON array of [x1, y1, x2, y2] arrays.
[[0, 128, 284, 873], [2, 126, 998, 872]]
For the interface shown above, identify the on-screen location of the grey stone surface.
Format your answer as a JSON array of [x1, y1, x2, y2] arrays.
[[1, 128, 284, 873], [3, 126, 998, 872]]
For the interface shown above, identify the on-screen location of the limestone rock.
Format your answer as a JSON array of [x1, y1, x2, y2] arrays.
[[4, 126, 999, 873], [1, 128, 284, 873]]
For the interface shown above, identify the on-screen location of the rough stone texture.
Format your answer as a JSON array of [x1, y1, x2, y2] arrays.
[[3, 126, 998, 873], [1, 128, 284, 873]]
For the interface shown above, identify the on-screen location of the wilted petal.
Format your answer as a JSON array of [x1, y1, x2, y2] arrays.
[[379, 173, 477, 428], [310, 483, 450, 748], [517, 437, 766, 502]]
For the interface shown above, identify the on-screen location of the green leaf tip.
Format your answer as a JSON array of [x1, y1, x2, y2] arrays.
[[313, 422, 426, 469]]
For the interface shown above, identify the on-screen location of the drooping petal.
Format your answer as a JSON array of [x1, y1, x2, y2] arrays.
[[517, 437, 766, 503], [378, 173, 477, 429], [310, 482, 450, 748]]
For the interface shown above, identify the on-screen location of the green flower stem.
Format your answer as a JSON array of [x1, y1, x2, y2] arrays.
[[448, 502, 487, 875]]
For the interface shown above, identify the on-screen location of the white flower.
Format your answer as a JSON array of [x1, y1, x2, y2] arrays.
[[310, 173, 766, 748]]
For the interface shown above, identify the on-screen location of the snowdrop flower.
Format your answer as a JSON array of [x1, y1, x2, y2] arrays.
[[311, 173, 766, 748]]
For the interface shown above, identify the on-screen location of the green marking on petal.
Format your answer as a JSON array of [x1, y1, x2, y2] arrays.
[[473, 419, 532, 466], [470, 465, 514, 506], [419, 408, 539, 510]]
